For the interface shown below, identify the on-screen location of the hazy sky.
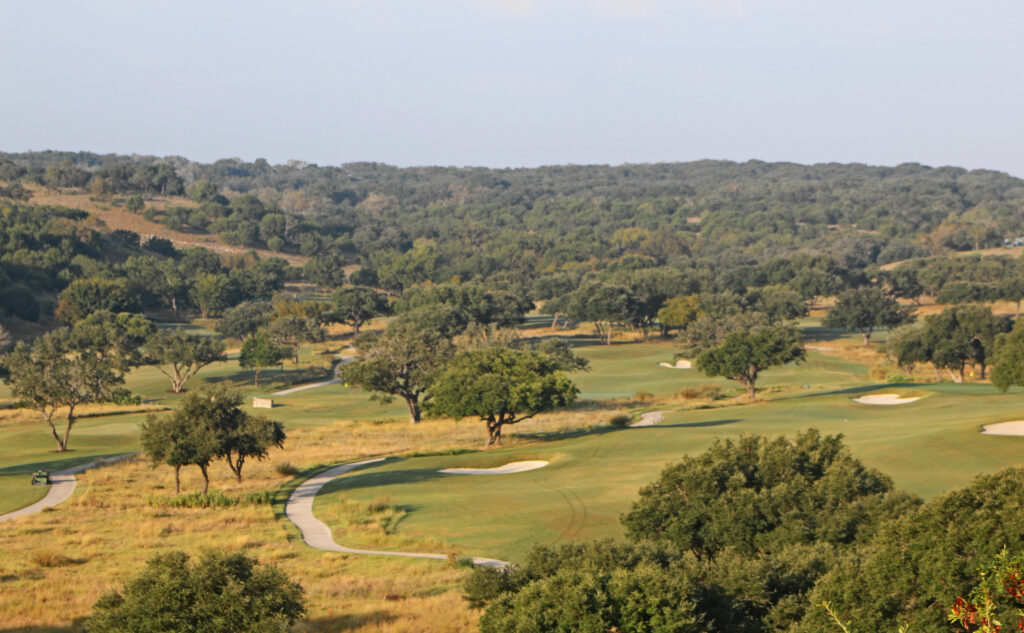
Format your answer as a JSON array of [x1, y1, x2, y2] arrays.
[[2, 1, 1023, 175]]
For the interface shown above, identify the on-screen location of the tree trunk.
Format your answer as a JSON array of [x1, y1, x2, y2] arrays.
[[352, 321, 361, 336], [174, 465, 181, 494], [230, 456, 244, 482], [61, 406, 76, 452], [198, 464, 210, 494], [486, 420, 502, 447], [45, 413, 68, 453], [253, 368, 261, 386], [980, 362, 987, 380], [172, 368, 185, 393], [551, 313, 560, 328], [604, 322, 613, 345], [405, 397, 421, 424]]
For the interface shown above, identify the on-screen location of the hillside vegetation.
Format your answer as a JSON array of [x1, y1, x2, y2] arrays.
[[2, 153, 1024, 633]]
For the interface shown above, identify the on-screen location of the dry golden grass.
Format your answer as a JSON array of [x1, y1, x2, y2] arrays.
[[0, 402, 168, 428], [0, 407, 621, 632], [23, 184, 309, 266]]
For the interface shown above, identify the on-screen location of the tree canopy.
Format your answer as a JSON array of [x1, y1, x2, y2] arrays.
[[823, 287, 914, 345], [694, 325, 805, 400], [429, 347, 578, 446]]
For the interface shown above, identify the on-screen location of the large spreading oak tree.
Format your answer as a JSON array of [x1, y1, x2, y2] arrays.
[[2, 329, 126, 452], [142, 330, 226, 393], [695, 325, 805, 401], [331, 285, 391, 336], [339, 318, 454, 424], [429, 347, 578, 446]]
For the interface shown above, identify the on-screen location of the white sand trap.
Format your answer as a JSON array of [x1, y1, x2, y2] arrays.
[[981, 421, 1024, 436], [852, 394, 921, 405], [439, 461, 549, 475], [658, 360, 692, 369]]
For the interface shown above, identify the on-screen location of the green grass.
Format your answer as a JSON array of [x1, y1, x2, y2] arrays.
[[4, 322, 1024, 568], [315, 375, 1024, 563]]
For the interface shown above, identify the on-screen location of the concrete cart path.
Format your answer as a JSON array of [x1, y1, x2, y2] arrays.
[[271, 356, 355, 396], [0, 454, 136, 523], [629, 410, 667, 427], [272, 378, 342, 396], [285, 458, 509, 568]]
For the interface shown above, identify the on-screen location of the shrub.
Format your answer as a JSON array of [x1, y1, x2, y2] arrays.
[[699, 384, 722, 400], [608, 414, 633, 428], [30, 551, 79, 567], [85, 550, 305, 633], [275, 462, 301, 477], [634, 390, 654, 402], [148, 490, 274, 508], [676, 386, 701, 400]]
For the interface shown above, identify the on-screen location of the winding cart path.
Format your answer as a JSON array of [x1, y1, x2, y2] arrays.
[[0, 454, 135, 523], [285, 458, 508, 567]]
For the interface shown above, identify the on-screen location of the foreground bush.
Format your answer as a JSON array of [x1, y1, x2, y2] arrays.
[[85, 550, 305, 633], [795, 468, 1024, 633]]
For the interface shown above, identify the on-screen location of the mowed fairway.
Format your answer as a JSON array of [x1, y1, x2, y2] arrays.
[[316, 362, 1024, 563]]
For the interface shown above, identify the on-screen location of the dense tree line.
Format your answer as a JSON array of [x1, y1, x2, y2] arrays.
[[5, 152, 1024, 291]]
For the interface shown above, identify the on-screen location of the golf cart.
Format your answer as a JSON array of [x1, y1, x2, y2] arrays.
[[31, 470, 50, 486]]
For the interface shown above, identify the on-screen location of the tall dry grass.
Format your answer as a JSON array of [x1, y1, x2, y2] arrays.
[[0, 407, 621, 632]]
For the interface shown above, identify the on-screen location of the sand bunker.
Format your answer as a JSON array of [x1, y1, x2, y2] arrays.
[[658, 360, 692, 369], [439, 461, 549, 475], [981, 421, 1024, 436], [852, 394, 921, 405]]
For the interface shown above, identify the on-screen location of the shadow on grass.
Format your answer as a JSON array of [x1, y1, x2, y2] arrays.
[[0, 618, 86, 633], [512, 425, 620, 443], [778, 384, 903, 401], [320, 467, 448, 494], [0, 453, 129, 477], [657, 418, 741, 429], [801, 325, 849, 342], [205, 365, 332, 389], [302, 611, 396, 631]]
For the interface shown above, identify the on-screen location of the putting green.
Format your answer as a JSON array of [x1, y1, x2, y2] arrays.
[[316, 382, 1024, 563]]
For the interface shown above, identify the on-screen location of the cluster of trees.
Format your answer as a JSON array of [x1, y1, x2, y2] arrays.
[[889, 305, 1012, 381], [882, 254, 1024, 310], [140, 386, 285, 493], [466, 430, 1024, 633], [339, 286, 582, 443], [136, 183, 332, 253]]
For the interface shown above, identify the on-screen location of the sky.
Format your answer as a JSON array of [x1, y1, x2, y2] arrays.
[[1, 1, 1023, 175]]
